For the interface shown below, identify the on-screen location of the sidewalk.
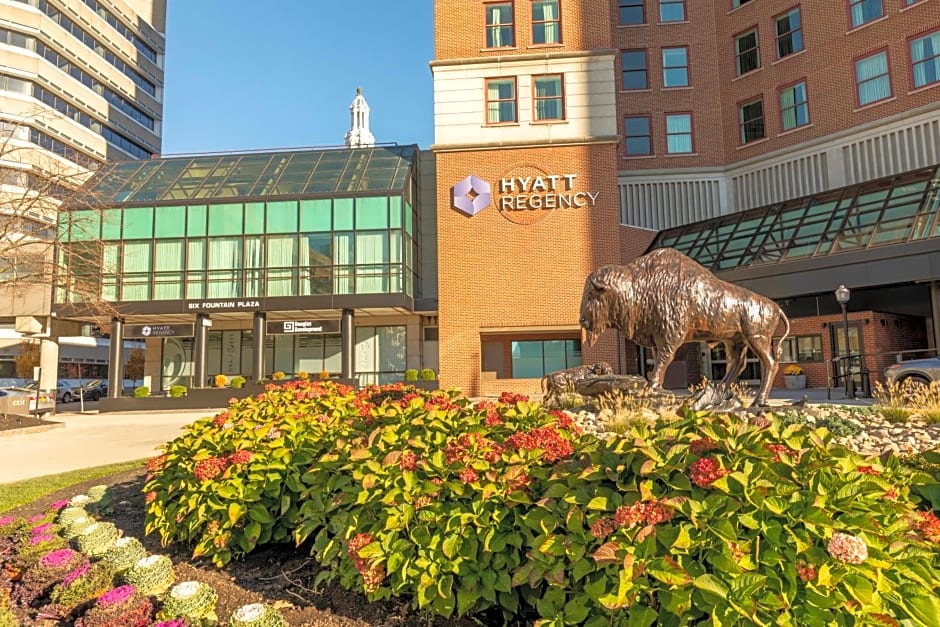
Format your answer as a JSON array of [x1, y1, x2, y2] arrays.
[[0, 408, 224, 484]]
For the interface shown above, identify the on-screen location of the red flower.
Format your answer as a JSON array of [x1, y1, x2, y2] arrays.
[[857, 465, 880, 475], [145, 455, 168, 472], [347, 533, 385, 592], [797, 560, 816, 582], [194, 457, 229, 481], [613, 500, 673, 528], [912, 511, 940, 543], [145, 491, 157, 504], [499, 391, 529, 404], [590, 517, 615, 539], [885, 488, 899, 501], [459, 468, 479, 484], [400, 451, 418, 471], [228, 449, 253, 465], [505, 427, 574, 462], [212, 412, 231, 427], [765, 443, 796, 462], [689, 456, 729, 488]]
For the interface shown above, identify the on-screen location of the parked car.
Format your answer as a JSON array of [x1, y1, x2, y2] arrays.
[[24, 381, 76, 403], [78, 379, 106, 401], [884, 357, 940, 387], [0, 387, 55, 415], [0, 378, 26, 389]]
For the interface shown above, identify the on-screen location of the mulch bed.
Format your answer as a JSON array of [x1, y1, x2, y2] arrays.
[[6, 469, 508, 626], [0, 413, 58, 434]]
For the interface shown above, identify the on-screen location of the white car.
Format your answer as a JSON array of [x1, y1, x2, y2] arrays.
[[25, 381, 76, 403]]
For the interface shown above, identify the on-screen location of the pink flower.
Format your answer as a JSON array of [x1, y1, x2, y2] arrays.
[[0, 516, 16, 526], [590, 517, 615, 539], [40, 548, 77, 569], [49, 499, 69, 511], [28, 513, 46, 523], [459, 468, 479, 484], [228, 449, 253, 465], [62, 564, 90, 586], [98, 584, 137, 608], [827, 532, 868, 564], [152, 621, 187, 627], [29, 534, 56, 545], [30, 523, 54, 535], [689, 456, 730, 488]]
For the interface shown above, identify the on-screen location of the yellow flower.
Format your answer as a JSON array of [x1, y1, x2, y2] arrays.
[[784, 365, 803, 376]]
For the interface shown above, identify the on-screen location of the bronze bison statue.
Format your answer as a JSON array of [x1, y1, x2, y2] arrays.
[[541, 362, 613, 404], [579, 248, 789, 407]]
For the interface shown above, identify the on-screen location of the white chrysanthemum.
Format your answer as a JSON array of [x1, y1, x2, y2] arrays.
[[80, 522, 99, 535], [171, 581, 202, 599], [137, 554, 164, 568], [233, 604, 265, 622], [114, 537, 134, 547], [70, 494, 91, 506]]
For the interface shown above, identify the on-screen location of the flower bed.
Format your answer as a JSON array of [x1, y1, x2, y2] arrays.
[[138, 380, 940, 625]]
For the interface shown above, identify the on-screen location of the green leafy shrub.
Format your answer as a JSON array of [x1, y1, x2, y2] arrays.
[[132, 386, 149, 398], [169, 385, 187, 398], [231, 376, 246, 389], [419, 368, 437, 381], [144, 382, 940, 625], [404, 369, 419, 381]]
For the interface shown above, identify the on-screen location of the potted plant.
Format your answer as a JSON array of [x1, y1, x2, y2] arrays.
[[783, 364, 807, 390]]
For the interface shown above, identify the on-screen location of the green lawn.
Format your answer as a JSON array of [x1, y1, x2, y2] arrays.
[[0, 459, 145, 514]]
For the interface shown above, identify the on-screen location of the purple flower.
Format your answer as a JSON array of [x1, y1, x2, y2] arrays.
[[98, 584, 137, 608], [152, 620, 187, 627], [50, 499, 69, 511], [31, 523, 55, 535], [28, 513, 46, 523], [39, 548, 77, 569], [29, 534, 56, 546], [0, 516, 16, 526], [62, 564, 90, 586]]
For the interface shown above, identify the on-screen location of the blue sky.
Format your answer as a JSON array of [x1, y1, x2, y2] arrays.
[[161, 1, 435, 155]]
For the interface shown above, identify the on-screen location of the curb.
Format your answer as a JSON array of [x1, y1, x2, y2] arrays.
[[0, 421, 66, 438]]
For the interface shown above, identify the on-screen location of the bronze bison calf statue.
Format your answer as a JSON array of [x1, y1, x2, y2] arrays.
[[579, 248, 789, 407], [541, 362, 613, 405]]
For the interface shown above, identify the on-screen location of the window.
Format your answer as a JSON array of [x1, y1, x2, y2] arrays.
[[485, 3, 514, 48], [532, 0, 561, 44], [533, 75, 564, 120], [855, 51, 891, 106], [486, 78, 517, 124], [911, 31, 940, 89], [666, 114, 693, 153], [735, 30, 760, 75], [659, 0, 685, 22], [511, 339, 581, 378], [621, 50, 648, 89], [849, 0, 883, 28], [624, 116, 652, 155], [662, 47, 689, 87], [780, 81, 809, 130], [775, 8, 803, 58], [739, 99, 765, 144], [619, 0, 645, 25], [732, 0, 754, 7], [782, 335, 823, 362]]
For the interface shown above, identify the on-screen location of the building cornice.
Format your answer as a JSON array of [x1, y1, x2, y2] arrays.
[[430, 48, 617, 69], [432, 136, 620, 153]]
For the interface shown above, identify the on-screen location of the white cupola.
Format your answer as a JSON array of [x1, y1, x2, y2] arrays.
[[344, 87, 375, 148]]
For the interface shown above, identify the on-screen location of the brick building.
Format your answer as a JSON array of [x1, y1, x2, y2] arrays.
[[432, 0, 940, 395]]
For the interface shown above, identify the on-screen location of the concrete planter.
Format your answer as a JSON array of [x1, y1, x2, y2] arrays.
[[784, 374, 807, 390], [403, 380, 439, 391]]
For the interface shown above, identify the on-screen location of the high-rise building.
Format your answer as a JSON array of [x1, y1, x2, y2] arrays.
[[0, 0, 165, 382], [432, 0, 940, 395]]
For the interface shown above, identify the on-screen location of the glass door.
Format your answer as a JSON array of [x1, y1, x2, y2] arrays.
[[830, 323, 865, 390]]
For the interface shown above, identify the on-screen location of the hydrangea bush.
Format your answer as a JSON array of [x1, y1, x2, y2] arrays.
[[143, 381, 940, 625]]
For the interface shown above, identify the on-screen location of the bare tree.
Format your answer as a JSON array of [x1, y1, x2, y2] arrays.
[[14, 341, 40, 379], [0, 112, 117, 319]]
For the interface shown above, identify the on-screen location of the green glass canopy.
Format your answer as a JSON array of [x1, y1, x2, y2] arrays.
[[76, 145, 417, 204], [651, 165, 940, 271]]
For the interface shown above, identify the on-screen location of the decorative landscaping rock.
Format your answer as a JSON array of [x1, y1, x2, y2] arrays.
[[75, 521, 120, 557], [100, 537, 146, 574], [230, 602, 287, 627], [574, 374, 649, 398], [122, 555, 174, 596], [157, 580, 218, 623]]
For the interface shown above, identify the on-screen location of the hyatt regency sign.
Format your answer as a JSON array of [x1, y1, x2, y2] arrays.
[[452, 172, 598, 224], [125, 323, 194, 339]]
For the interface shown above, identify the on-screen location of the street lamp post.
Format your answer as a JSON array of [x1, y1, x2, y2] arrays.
[[835, 285, 852, 397]]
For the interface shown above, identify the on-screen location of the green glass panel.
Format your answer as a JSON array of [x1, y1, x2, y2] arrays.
[[334, 198, 354, 230], [186, 273, 205, 299], [187, 205, 207, 237], [300, 199, 332, 232], [69, 210, 98, 241], [245, 202, 265, 234], [155, 240, 184, 271], [871, 219, 913, 246], [404, 200, 413, 235], [188, 240, 205, 270], [154, 206, 186, 238], [389, 196, 402, 228], [355, 196, 388, 229], [390, 230, 402, 263], [103, 244, 120, 274], [266, 200, 298, 233], [130, 160, 189, 202], [122, 207, 154, 239], [101, 209, 122, 240], [154, 273, 184, 300], [208, 203, 243, 236]]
